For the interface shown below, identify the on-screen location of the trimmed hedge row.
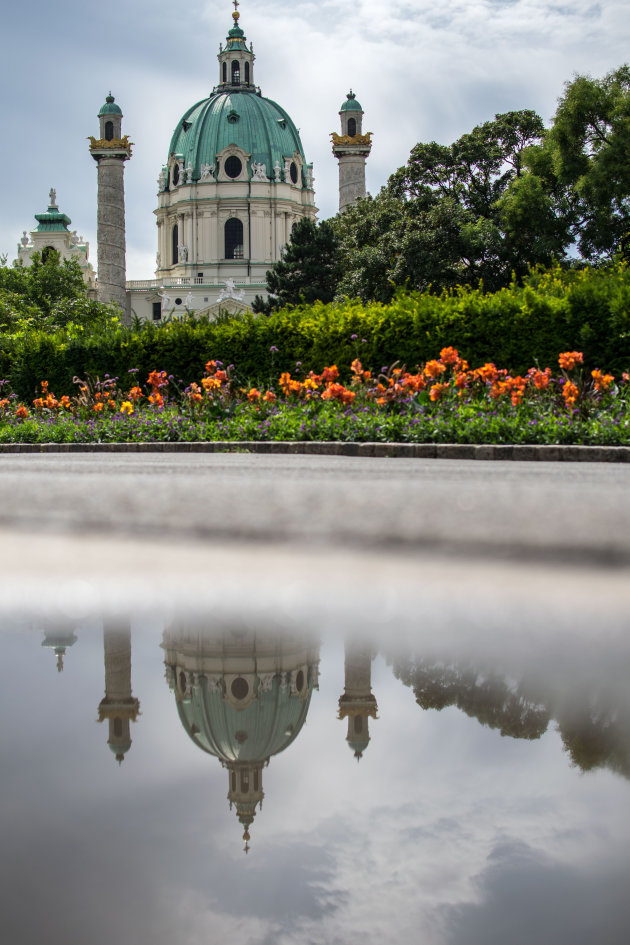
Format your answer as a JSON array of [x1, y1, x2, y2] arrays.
[[2, 264, 630, 400]]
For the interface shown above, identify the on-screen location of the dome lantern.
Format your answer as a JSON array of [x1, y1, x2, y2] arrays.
[[217, 1, 256, 91]]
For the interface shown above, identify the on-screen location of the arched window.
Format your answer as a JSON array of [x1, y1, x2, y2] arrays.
[[347, 117, 357, 137], [41, 246, 56, 263], [225, 218, 244, 259], [231, 60, 240, 84], [105, 121, 114, 141], [222, 62, 227, 83], [172, 224, 179, 265], [231, 771, 237, 792], [240, 770, 250, 792], [245, 62, 250, 84], [254, 770, 259, 791]]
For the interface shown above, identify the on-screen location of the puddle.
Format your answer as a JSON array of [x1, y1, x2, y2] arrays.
[[2, 605, 629, 944]]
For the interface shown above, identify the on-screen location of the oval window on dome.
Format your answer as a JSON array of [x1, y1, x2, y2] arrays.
[[296, 669, 304, 692], [231, 677, 249, 700], [172, 162, 180, 186], [225, 155, 242, 179], [290, 162, 298, 185]]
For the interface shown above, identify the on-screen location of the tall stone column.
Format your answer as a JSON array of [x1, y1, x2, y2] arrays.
[[331, 90, 372, 212], [89, 94, 132, 316]]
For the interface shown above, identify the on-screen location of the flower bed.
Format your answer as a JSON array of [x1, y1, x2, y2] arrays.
[[1, 350, 629, 446]]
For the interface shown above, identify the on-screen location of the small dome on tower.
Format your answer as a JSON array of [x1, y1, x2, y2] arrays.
[[98, 93, 123, 117], [340, 90, 363, 112]]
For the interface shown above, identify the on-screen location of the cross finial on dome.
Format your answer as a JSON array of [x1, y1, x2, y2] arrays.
[[233, 0, 240, 20]]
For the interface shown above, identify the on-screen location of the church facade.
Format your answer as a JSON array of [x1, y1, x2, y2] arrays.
[[17, 3, 371, 323]]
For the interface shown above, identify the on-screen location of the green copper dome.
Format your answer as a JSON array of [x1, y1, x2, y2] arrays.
[[341, 90, 362, 112], [176, 673, 313, 763], [98, 93, 123, 117], [167, 89, 307, 184]]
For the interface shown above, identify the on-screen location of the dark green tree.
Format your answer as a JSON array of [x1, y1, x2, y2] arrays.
[[332, 110, 559, 302], [0, 251, 120, 335], [252, 217, 341, 313], [523, 65, 630, 260]]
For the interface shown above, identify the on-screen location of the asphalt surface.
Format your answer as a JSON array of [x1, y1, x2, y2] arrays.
[[0, 452, 629, 562]]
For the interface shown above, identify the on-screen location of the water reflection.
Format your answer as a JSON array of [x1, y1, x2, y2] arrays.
[[162, 627, 320, 849], [6, 612, 628, 943]]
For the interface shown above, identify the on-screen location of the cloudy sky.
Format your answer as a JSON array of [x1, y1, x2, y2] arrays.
[[1, 0, 628, 278]]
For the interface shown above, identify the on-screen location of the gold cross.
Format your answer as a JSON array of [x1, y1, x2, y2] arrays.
[[233, 0, 239, 11]]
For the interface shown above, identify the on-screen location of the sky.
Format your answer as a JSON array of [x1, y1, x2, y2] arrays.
[[0, 0, 629, 279]]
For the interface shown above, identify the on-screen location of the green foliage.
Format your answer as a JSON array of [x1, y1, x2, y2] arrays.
[[0, 251, 121, 336], [2, 263, 629, 402], [253, 217, 342, 312], [333, 110, 552, 302]]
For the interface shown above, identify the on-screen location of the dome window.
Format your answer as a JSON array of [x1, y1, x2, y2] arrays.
[[172, 162, 180, 186], [105, 121, 114, 141], [225, 155, 242, 178], [223, 62, 227, 83], [175, 297, 183, 306], [347, 117, 357, 137], [231, 60, 240, 85], [277, 118, 286, 130], [179, 671, 187, 693], [296, 670, 304, 692], [182, 119, 192, 132], [172, 224, 179, 265], [227, 110, 240, 124], [245, 62, 250, 84], [290, 162, 298, 185], [231, 676, 249, 700]]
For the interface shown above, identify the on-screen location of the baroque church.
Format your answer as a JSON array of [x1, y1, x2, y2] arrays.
[[17, 2, 372, 323]]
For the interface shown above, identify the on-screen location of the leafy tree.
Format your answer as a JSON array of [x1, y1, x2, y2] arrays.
[[252, 217, 341, 313], [523, 65, 630, 260], [333, 110, 556, 301], [0, 251, 120, 335]]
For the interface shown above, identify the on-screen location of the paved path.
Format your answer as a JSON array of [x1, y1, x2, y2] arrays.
[[1, 452, 629, 563]]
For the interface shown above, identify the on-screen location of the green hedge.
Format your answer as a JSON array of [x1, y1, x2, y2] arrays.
[[2, 263, 630, 400]]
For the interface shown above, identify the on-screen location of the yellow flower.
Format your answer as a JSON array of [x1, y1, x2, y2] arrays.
[[120, 401, 133, 415]]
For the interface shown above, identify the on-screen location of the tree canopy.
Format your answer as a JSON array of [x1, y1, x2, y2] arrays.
[[0, 251, 120, 336], [330, 66, 630, 303], [252, 217, 341, 313]]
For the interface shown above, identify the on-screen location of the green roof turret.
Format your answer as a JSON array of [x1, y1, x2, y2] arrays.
[[98, 92, 123, 117], [34, 188, 71, 232], [341, 90, 363, 112]]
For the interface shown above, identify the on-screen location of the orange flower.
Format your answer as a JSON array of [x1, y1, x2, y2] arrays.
[[247, 388, 261, 402], [439, 346, 460, 366], [558, 351, 584, 371], [528, 368, 552, 390], [350, 358, 363, 375], [321, 365, 340, 383], [322, 383, 355, 404], [424, 359, 446, 379], [263, 390, 277, 403], [93, 402, 104, 413], [120, 401, 133, 415], [562, 380, 579, 405], [129, 386, 143, 402], [202, 376, 222, 392], [591, 369, 614, 392], [60, 395, 71, 408], [148, 392, 164, 408], [147, 370, 168, 390], [429, 382, 449, 401], [15, 405, 28, 419], [474, 363, 499, 384], [454, 372, 469, 389]]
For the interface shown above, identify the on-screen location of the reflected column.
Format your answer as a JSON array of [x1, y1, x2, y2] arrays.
[[98, 622, 140, 765], [338, 641, 378, 760]]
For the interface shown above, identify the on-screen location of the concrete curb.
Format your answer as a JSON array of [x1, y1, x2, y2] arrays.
[[0, 441, 628, 462]]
